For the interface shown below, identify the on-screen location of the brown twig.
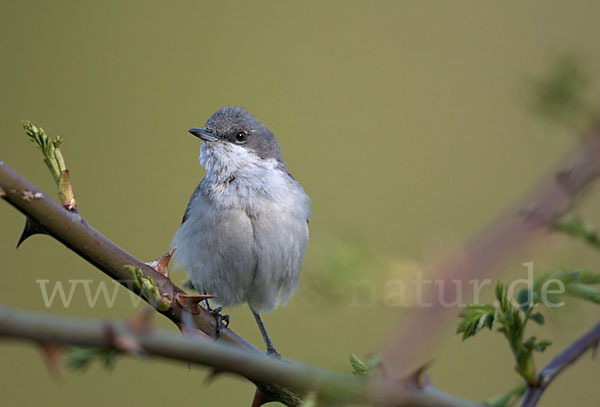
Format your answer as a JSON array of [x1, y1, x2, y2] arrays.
[[0, 304, 483, 407], [520, 321, 600, 407]]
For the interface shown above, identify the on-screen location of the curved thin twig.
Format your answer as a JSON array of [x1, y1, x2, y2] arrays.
[[521, 321, 600, 407]]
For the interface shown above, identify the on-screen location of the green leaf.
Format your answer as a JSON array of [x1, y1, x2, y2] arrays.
[[495, 282, 514, 314], [517, 288, 534, 312], [348, 353, 382, 377], [521, 336, 537, 351], [484, 391, 512, 407], [349, 354, 369, 376], [530, 269, 600, 307], [565, 283, 600, 304], [533, 340, 552, 352], [530, 55, 589, 126], [299, 392, 318, 407], [554, 215, 600, 249], [521, 336, 552, 355], [457, 304, 496, 340], [483, 383, 526, 407], [23, 121, 66, 184], [571, 269, 600, 284], [125, 265, 143, 289], [532, 271, 558, 295], [529, 312, 545, 325], [66, 347, 119, 371]]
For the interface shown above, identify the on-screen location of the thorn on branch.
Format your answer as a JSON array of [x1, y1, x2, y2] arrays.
[[202, 367, 224, 385], [176, 293, 216, 315], [102, 322, 144, 357], [252, 387, 277, 407], [519, 205, 553, 229], [147, 246, 178, 278], [555, 167, 592, 200], [127, 308, 155, 334], [520, 151, 600, 232], [399, 360, 434, 390], [39, 342, 62, 381], [16, 217, 47, 248]]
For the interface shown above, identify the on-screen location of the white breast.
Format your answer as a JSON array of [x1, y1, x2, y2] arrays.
[[172, 142, 311, 313]]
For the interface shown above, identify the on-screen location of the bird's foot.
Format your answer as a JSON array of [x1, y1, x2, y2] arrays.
[[207, 306, 230, 338], [266, 345, 281, 359], [252, 310, 281, 359]]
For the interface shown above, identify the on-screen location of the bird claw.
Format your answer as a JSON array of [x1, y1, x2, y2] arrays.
[[207, 306, 230, 337], [266, 345, 281, 359]]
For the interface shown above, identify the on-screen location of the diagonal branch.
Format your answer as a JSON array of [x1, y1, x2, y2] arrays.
[[0, 305, 356, 403], [382, 118, 600, 375], [0, 304, 482, 407], [0, 159, 300, 405], [521, 321, 600, 407], [0, 160, 248, 348]]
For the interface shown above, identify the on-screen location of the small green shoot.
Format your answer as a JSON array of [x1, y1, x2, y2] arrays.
[[66, 347, 119, 371], [23, 121, 76, 209], [349, 353, 382, 377]]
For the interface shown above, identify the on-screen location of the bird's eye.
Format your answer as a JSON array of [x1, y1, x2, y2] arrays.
[[235, 132, 247, 143]]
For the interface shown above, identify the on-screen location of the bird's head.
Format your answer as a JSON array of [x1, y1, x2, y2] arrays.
[[190, 107, 284, 169]]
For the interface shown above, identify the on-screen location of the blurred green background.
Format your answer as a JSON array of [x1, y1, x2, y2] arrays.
[[2, 1, 600, 406]]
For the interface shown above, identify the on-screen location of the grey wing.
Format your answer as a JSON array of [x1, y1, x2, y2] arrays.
[[284, 171, 310, 225], [181, 181, 203, 224]]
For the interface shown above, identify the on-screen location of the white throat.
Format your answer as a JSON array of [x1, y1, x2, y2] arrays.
[[198, 141, 297, 215], [199, 141, 286, 185]]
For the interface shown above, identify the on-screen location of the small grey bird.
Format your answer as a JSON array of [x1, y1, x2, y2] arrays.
[[171, 107, 311, 355]]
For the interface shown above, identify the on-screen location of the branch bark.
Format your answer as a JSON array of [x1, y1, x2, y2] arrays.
[[521, 321, 600, 407], [0, 304, 482, 407]]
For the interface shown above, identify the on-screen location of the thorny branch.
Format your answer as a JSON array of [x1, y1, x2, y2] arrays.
[[0, 305, 483, 407], [2, 117, 600, 405], [520, 321, 600, 407], [0, 160, 482, 407], [0, 160, 300, 406]]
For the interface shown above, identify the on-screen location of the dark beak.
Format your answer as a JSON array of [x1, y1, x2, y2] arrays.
[[189, 128, 219, 142]]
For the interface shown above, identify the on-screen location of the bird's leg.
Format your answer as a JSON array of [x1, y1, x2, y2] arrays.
[[203, 294, 229, 338], [251, 309, 280, 358]]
